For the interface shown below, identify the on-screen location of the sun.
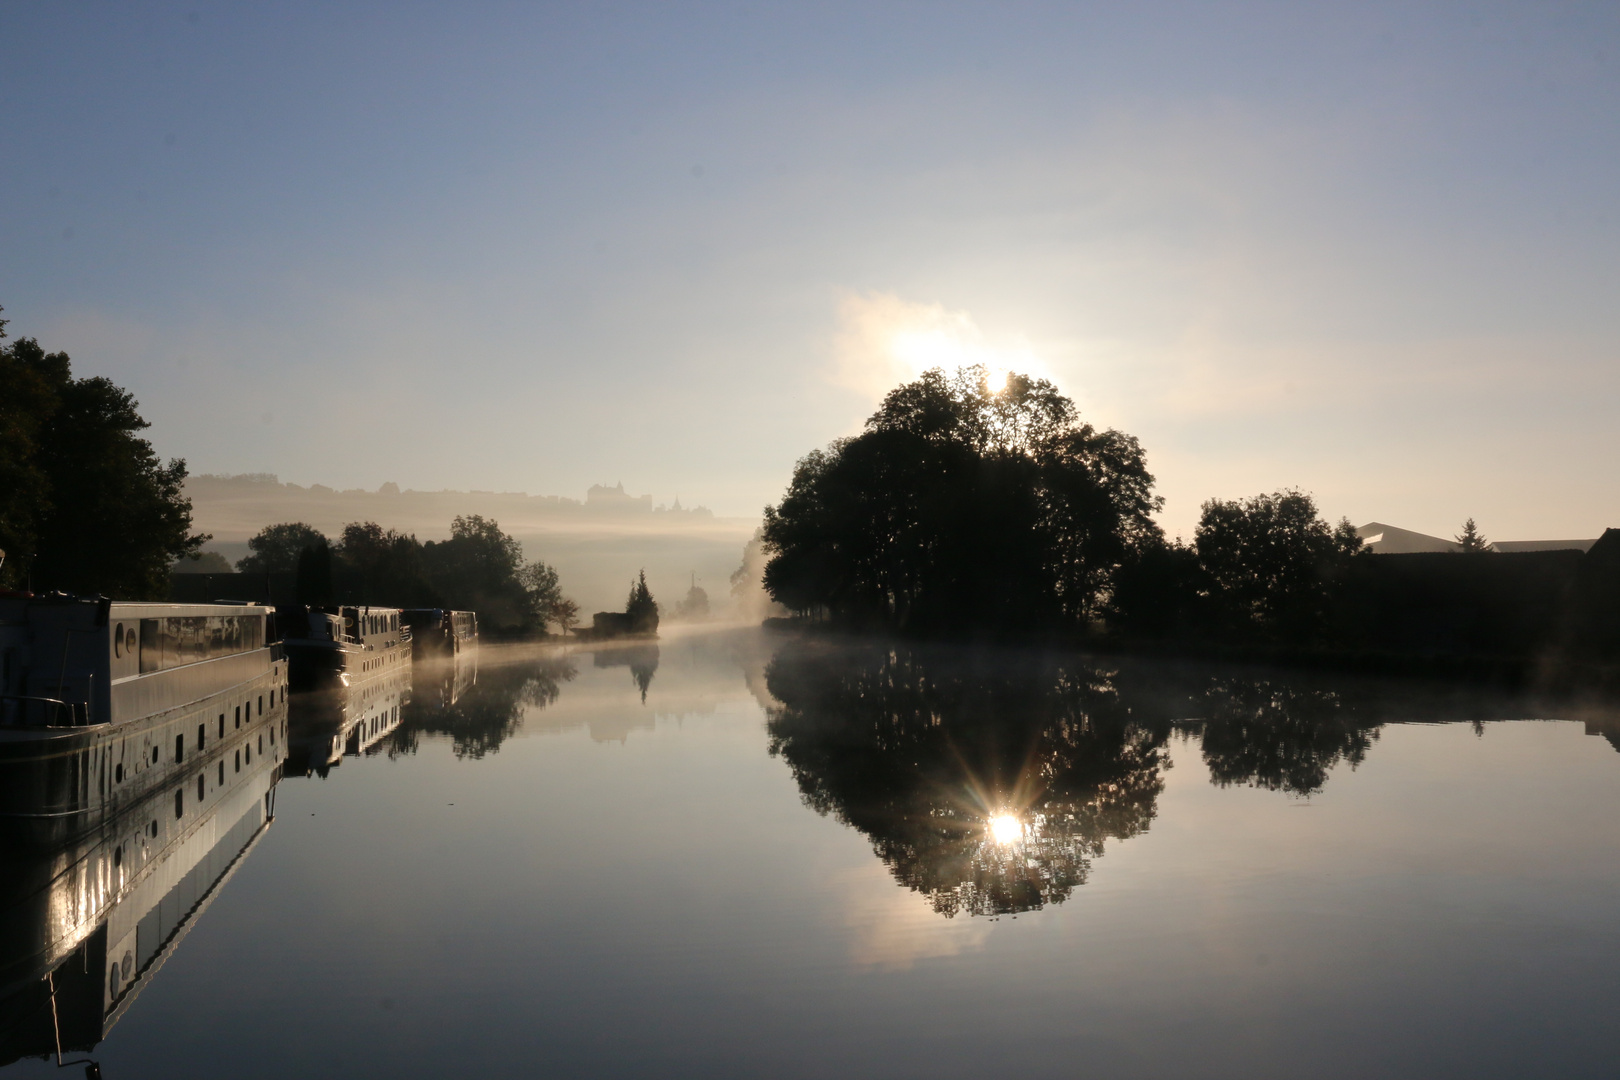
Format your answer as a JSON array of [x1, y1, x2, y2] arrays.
[[887, 330, 1034, 395], [987, 813, 1023, 845]]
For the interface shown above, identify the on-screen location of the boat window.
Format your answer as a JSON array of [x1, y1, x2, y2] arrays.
[[139, 614, 265, 673], [115, 763, 123, 783], [174, 789, 183, 818], [175, 733, 184, 763], [196, 774, 205, 800], [197, 723, 205, 751], [219, 714, 225, 737], [234, 749, 240, 773], [235, 705, 241, 728], [114, 623, 124, 657], [218, 761, 224, 785]]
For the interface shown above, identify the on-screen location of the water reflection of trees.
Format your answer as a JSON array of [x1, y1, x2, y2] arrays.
[[764, 642, 1172, 917], [390, 652, 577, 759], [1194, 679, 1378, 796], [592, 644, 659, 703]]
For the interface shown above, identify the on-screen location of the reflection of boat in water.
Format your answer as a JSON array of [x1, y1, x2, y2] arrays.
[[285, 663, 413, 777], [279, 605, 412, 691], [0, 596, 288, 848], [414, 647, 479, 711], [402, 608, 477, 660], [0, 700, 283, 1068]]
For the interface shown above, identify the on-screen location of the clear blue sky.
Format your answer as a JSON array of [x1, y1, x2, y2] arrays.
[[4, 2, 1618, 539]]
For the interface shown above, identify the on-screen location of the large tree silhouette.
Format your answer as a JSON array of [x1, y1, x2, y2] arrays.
[[761, 366, 1162, 637], [0, 315, 205, 596]]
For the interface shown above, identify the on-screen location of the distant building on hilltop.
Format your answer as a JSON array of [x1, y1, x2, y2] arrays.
[[586, 482, 653, 514], [1355, 522, 1599, 555]]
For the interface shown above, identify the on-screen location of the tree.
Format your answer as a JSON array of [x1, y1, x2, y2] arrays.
[[1455, 518, 1491, 553], [174, 551, 234, 574], [0, 309, 59, 590], [0, 315, 206, 597], [670, 578, 710, 622], [519, 560, 578, 633], [1193, 490, 1363, 641], [730, 527, 788, 623], [337, 521, 438, 606], [761, 365, 1163, 637], [295, 541, 334, 606], [237, 522, 329, 573], [422, 515, 574, 636], [625, 569, 659, 635]]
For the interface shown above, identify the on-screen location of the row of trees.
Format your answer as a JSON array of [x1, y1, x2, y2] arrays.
[[0, 309, 206, 596], [239, 515, 577, 636], [760, 365, 1366, 645]]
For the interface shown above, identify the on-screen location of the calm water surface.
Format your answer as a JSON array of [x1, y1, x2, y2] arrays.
[[5, 627, 1620, 1078]]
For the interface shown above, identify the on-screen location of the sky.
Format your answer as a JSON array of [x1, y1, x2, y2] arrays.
[[4, 2, 1618, 540]]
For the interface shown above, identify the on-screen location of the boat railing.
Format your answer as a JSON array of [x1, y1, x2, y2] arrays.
[[0, 694, 91, 728]]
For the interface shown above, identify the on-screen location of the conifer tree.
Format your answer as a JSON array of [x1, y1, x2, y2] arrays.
[[1455, 518, 1491, 553]]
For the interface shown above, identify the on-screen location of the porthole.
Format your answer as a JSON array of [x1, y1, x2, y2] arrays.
[[151, 746, 158, 764], [113, 845, 122, 868], [115, 763, 123, 784], [114, 624, 124, 658]]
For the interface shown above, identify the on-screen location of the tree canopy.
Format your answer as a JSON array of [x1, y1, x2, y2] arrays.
[[1193, 489, 1363, 641], [236, 514, 577, 635], [237, 522, 328, 573], [0, 311, 206, 596], [761, 365, 1163, 637]]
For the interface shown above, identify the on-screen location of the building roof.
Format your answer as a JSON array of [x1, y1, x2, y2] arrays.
[[1355, 522, 1599, 555]]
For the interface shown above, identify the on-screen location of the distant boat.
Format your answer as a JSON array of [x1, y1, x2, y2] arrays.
[[278, 605, 412, 690], [401, 608, 477, 659]]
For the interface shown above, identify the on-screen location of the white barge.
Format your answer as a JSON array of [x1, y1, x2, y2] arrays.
[[279, 604, 412, 690], [0, 596, 289, 848]]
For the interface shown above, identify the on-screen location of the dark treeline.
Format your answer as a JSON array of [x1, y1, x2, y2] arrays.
[[761, 366, 1620, 669], [237, 516, 577, 637], [0, 309, 205, 596], [763, 637, 1601, 917]]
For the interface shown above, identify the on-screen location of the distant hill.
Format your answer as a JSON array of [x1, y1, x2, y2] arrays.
[[183, 474, 755, 617]]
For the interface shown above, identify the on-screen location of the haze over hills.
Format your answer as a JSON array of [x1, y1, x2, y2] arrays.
[[184, 473, 759, 618]]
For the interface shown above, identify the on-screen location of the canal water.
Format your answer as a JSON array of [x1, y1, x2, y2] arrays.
[[4, 627, 1620, 1078]]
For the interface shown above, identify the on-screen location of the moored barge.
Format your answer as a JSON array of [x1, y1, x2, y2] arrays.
[[0, 596, 288, 848]]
